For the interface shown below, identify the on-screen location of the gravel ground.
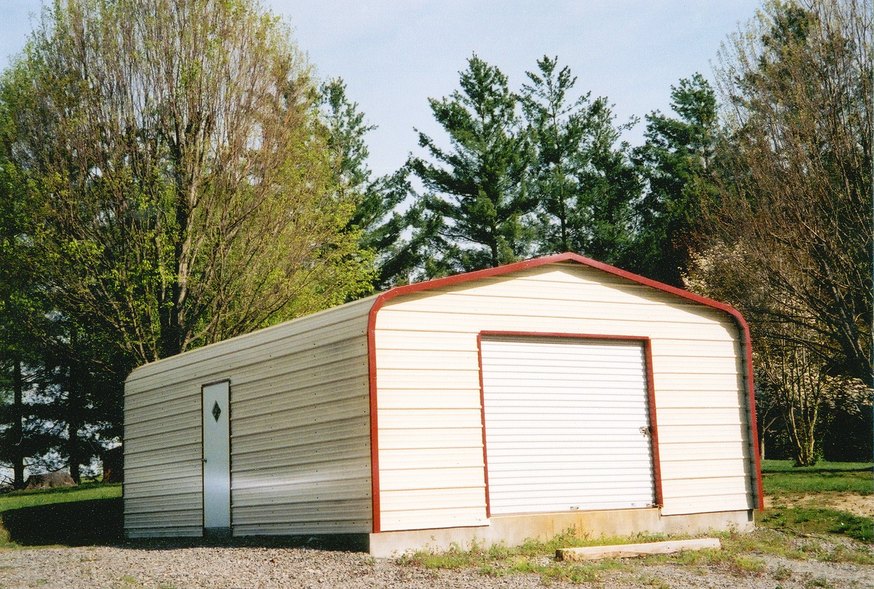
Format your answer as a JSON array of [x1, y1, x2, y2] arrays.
[[1, 544, 873, 589]]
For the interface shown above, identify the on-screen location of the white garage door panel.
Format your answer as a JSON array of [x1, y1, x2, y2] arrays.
[[482, 337, 656, 514]]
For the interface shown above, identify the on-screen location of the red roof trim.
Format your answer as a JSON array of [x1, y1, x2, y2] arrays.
[[366, 253, 763, 532]]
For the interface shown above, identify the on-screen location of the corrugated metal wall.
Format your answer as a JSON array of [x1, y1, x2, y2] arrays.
[[373, 262, 754, 531], [124, 297, 373, 538]]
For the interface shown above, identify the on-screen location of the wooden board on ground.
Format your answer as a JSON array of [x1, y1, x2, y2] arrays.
[[556, 538, 721, 561]]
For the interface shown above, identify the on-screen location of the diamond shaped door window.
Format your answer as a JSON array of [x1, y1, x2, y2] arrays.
[[212, 401, 222, 422]]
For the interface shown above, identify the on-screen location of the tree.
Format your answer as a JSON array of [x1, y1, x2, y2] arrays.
[[521, 56, 639, 264], [318, 78, 410, 289], [4, 0, 371, 369], [0, 75, 47, 486], [0, 0, 376, 479], [520, 56, 592, 254], [704, 0, 872, 388], [409, 55, 534, 274], [632, 74, 719, 286]]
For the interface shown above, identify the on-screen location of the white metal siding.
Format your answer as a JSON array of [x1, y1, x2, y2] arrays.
[[124, 297, 374, 538], [481, 337, 655, 514], [373, 262, 755, 531], [124, 381, 202, 538]]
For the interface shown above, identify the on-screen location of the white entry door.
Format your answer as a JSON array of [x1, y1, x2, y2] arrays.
[[481, 336, 656, 515], [202, 381, 230, 531]]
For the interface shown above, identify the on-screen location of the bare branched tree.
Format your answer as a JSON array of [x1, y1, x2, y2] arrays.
[[703, 0, 872, 386]]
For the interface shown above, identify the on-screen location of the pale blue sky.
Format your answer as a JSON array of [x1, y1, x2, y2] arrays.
[[0, 1, 760, 176]]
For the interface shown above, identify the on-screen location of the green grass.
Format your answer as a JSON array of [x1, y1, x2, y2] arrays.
[[759, 507, 874, 543], [0, 483, 122, 548], [758, 459, 874, 545], [0, 482, 121, 513], [761, 460, 873, 495]]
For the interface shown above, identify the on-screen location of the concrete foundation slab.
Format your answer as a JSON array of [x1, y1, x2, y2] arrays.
[[368, 509, 753, 558]]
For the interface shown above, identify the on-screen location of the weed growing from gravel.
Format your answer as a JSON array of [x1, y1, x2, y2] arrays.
[[638, 575, 671, 588], [399, 531, 639, 584], [772, 564, 793, 580], [720, 527, 874, 565], [641, 542, 766, 577]]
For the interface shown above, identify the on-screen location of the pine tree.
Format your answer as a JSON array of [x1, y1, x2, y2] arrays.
[[319, 78, 410, 289], [522, 56, 639, 264], [631, 73, 718, 286], [409, 55, 534, 274]]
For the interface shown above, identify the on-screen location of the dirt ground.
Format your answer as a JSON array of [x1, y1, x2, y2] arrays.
[[765, 491, 874, 517]]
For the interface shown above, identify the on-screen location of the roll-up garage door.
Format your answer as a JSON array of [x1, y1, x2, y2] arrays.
[[480, 336, 656, 514]]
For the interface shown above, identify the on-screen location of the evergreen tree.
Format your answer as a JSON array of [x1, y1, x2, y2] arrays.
[[521, 56, 639, 264], [579, 104, 640, 265], [409, 55, 534, 275], [520, 56, 591, 253], [319, 78, 411, 289], [631, 73, 718, 286]]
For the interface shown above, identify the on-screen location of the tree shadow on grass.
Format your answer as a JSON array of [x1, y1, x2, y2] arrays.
[[1, 499, 367, 552], [1, 498, 123, 546]]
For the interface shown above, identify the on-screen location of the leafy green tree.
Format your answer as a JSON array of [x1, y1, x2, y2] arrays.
[[0, 76, 47, 486], [0, 0, 376, 477], [4, 0, 371, 368], [409, 55, 534, 274], [632, 73, 718, 286], [521, 56, 639, 263], [2, 69, 125, 483]]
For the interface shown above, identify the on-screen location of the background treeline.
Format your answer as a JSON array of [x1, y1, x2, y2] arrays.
[[0, 0, 870, 486]]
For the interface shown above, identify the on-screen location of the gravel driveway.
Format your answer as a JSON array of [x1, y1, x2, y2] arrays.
[[1, 544, 872, 589]]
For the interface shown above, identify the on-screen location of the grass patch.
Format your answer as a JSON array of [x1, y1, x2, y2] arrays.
[[761, 460, 873, 495], [399, 531, 641, 584], [401, 529, 786, 583], [0, 483, 122, 548], [0, 483, 121, 512], [759, 506, 874, 543]]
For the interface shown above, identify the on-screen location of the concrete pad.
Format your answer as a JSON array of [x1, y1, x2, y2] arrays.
[[556, 537, 721, 561], [368, 509, 750, 558]]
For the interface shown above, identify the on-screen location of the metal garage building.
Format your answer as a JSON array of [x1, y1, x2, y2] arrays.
[[123, 253, 763, 556]]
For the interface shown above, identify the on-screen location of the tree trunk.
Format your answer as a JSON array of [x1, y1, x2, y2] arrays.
[[67, 376, 82, 484], [12, 355, 25, 489], [67, 333, 81, 485]]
